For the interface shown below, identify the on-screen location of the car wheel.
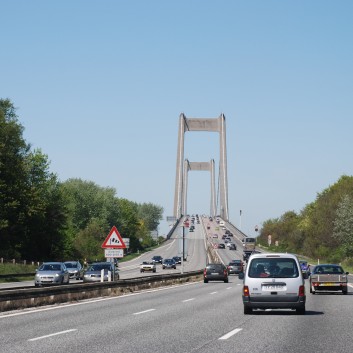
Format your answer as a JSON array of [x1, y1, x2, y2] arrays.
[[204, 279, 208, 283], [153, 269, 156, 273], [244, 306, 252, 315], [296, 306, 306, 315], [342, 289, 348, 295], [224, 279, 229, 283], [140, 270, 143, 273]]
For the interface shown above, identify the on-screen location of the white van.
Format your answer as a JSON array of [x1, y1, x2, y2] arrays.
[[219, 221, 225, 226], [239, 253, 306, 315]]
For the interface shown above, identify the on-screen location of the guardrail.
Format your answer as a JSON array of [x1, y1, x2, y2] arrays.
[[0, 273, 35, 279], [0, 270, 203, 312]]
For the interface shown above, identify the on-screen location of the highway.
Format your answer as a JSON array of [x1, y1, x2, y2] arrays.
[[1, 216, 353, 352], [0, 275, 352, 353]]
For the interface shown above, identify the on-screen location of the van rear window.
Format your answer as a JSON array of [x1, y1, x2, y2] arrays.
[[249, 258, 299, 278]]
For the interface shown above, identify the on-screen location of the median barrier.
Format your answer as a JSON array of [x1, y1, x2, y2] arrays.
[[0, 270, 203, 312]]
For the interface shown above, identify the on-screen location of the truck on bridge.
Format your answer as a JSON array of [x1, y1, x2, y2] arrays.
[[242, 237, 256, 262]]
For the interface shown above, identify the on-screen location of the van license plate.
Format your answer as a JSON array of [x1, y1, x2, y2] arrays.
[[263, 285, 285, 290]]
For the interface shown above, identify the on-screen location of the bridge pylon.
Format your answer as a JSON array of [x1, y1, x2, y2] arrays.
[[173, 113, 229, 220]]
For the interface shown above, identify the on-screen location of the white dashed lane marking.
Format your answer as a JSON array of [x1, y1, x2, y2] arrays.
[[219, 328, 242, 340], [29, 329, 77, 342]]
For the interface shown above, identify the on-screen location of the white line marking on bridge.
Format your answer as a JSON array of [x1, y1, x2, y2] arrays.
[[133, 309, 156, 315], [210, 291, 218, 295], [219, 328, 242, 340], [28, 329, 77, 342], [226, 287, 232, 290], [182, 298, 195, 302]]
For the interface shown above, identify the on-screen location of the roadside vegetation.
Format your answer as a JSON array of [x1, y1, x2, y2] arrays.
[[257, 175, 353, 271], [0, 98, 164, 264]]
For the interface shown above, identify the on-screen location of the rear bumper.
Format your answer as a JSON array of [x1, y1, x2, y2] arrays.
[[243, 295, 306, 309]]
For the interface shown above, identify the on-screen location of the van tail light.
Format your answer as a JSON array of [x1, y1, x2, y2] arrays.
[[243, 285, 250, 297], [203, 269, 207, 276], [299, 285, 305, 296], [224, 269, 228, 276]]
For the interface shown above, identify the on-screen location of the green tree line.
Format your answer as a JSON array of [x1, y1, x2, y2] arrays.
[[0, 99, 164, 261], [257, 175, 353, 265]]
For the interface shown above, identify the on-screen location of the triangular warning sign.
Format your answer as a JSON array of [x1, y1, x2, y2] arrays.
[[101, 226, 126, 249]]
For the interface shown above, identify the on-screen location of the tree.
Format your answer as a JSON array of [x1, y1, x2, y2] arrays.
[[137, 202, 164, 232], [333, 194, 353, 258], [0, 99, 30, 258]]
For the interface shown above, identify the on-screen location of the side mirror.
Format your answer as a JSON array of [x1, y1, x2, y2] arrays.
[[238, 272, 244, 280]]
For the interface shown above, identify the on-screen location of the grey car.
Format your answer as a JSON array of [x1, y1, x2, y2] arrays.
[[203, 263, 229, 283], [83, 262, 120, 282], [34, 262, 70, 287], [64, 261, 83, 280]]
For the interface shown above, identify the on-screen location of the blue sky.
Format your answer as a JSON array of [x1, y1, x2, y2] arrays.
[[1, 1, 353, 236]]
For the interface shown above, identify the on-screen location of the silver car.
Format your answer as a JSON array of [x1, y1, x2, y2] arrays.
[[83, 262, 120, 282], [34, 262, 70, 287], [64, 261, 83, 280]]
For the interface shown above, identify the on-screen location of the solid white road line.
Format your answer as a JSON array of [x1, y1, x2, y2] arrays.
[[210, 291, 218, 295], [182, 298, 195, 302], [219, 328, 242, 340], [133, 309, 156, 315], [28, 329, 77, 342]]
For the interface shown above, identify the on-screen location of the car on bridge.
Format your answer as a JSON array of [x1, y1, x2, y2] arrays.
[[227, 260, 243, 275], [83, 262, 119, 282], [203, 263, 228, 283], [309, 264, 349, 294], [140, 261, 156, 273], [152, 255, 163, 264], [172, 256, 182, 264], [64, 261, 83, 280], [34, 262, 70, 287], [162, 258, 177, 269]]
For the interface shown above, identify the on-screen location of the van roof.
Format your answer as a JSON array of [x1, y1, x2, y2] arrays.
[[249, 252, 298, 260]]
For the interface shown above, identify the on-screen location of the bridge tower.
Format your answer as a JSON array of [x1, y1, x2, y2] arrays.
[[173, 114, 229, 220], [183, 160, 217, 218]]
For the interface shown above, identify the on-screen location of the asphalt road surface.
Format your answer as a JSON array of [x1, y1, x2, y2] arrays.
[[1, 276, 352, 353]]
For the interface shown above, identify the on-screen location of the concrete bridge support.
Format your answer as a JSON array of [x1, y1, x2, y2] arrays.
[[173, 114, 229, 220]]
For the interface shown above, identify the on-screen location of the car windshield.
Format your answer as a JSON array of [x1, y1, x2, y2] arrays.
[[88, 264, 111, 271], [249, 258, 299, 278], [313, 265, 344, 274], [39, 264, 62, 271], [230, 261, 241, 265], [65, 262, 78, 268]]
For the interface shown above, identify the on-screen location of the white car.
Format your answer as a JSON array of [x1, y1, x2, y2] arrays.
[[239, 253, 306, 315], [140, 262, 156, 273]]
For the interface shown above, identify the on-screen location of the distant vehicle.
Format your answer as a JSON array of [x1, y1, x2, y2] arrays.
[[299, 260, 310, 279], [152, 255, 163, 264], [219, 221, 225, 226], [227, 260, 243, 274], [218, 243, 225, 249], [64, 261, 83, 280], [239, 253, 305, 315], [162, 258, 177, 269], [140, 261, 156, 273], [309, 264, 349, 294], [243, 237, 256, 251], [172, 256, 182, 264], [212, 234, 218, 238], [203, 263, 228, 283], [83, 262, 119, 282], [34, 262, 70, 287], [228, 243, 237, 250]]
